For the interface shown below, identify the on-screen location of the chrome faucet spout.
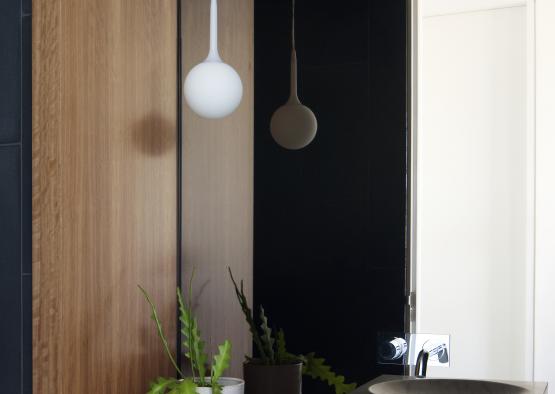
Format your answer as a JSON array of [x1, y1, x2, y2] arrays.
[[414, 341, 448, 378], [415, 349, 429, 378]]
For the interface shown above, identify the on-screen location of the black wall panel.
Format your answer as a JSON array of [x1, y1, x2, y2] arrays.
[[0, 0, 21, 144], [0, 147, 22, 392], [0, 0, 32, 392], [254, 0, 407, 391]]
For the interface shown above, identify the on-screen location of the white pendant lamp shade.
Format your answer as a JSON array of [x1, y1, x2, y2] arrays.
[[185, 61, 243, 119], [184, 0, 243, 119], [270, 0, 317, 150]]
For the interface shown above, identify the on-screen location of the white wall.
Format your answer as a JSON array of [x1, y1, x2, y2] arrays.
[[421, 0, 525, 17], [534, 0, 555, 387], [415, 2, 532, 381]]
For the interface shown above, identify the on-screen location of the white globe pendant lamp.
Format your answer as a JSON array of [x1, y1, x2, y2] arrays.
[[270, 0, 317, 150], [184, 0, 243, 119]]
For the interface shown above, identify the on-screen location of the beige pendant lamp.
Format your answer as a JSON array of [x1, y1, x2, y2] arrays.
[[270, 0, 317, 150]]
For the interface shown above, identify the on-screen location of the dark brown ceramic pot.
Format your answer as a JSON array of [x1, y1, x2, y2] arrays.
[[243, 361, 303, 394]]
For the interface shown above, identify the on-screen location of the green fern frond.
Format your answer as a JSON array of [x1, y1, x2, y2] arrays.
[[276, 329, 287, 363], [147, 377, 179, 394], [228, 267, 269, 363], [147, 377, 198, 394], [259, 306, 276, 363], [275, 329, 300, 364], [167, 379, 198, 394], [177, 287, 208, 383], [300, 353, 357, 394], [190, 318, 207, 380], [138, 286, 183, 377], [211, 340, 232, 394]]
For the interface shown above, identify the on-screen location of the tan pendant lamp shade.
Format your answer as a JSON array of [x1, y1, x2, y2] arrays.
[[270, 0, 317, 150]]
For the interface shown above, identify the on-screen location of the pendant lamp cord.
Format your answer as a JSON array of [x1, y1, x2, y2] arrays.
[[292, 0, 296, 50]]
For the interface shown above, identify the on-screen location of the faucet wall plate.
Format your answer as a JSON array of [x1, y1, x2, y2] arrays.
[[408, 333, 450, 368]]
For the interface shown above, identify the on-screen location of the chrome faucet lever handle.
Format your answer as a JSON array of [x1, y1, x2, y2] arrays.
[[422, 340, 448, 360]]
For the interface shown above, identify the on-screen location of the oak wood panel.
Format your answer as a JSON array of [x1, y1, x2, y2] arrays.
[[182, 0, 254, 378], [33, 0, 178, 392]]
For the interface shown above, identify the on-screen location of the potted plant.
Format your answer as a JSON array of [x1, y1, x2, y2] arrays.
[[228, 268, 357, 394], [139, 273, 244, 394]]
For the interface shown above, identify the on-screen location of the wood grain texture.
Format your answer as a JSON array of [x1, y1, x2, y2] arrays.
[[32, 0, 178, 392], [182, 0, 254, 378]]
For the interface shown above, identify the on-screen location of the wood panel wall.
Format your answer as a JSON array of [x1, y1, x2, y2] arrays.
[[32, 0, 178, 392], [182, 0, 254, 378]]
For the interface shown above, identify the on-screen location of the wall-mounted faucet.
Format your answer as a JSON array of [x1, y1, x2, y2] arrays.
[[377, 333, 450, 376], [415, 340, 449, 378]]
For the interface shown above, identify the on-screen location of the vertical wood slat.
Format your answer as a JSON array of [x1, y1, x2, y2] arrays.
[[33, 0, 178, 392], [182, 0, 254, 378]]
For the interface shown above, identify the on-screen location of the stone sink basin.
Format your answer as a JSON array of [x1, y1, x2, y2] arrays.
[[351, 376, 548, 394], [369, 379, 528, 394]]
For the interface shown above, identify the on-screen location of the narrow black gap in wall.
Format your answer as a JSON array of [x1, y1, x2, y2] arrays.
[[19, 6, 25, 391], [176, 0, 184, 374], [403, 0, 412, 336]]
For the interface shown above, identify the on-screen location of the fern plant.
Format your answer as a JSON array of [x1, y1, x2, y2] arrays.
[[139, 275, 232, 394], [228, 268, 357, 394]]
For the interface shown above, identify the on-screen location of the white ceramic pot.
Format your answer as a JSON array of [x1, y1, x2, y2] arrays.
[[196, 377, 244, 394]]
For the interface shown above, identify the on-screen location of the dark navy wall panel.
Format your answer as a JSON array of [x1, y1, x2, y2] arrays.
[[0, 146, 22, 392], [23, 0, 31, 15], [0, 0, 32, 392], [0, 0, 22, 144]]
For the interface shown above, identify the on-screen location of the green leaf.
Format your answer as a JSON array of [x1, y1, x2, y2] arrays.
[[211, 340, 232, 394], [177, 286, 208, 383], [259, 306, 275, 363], [147, 377, 179, 394], [275, 329, 299, 364], [138, 286, 183, 377], [273, 330, 300, 364], [228, 267, 269, 363], [167, 379, 198, 394], [300, 353, 357, 394], [276, 329, 287, 364]]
